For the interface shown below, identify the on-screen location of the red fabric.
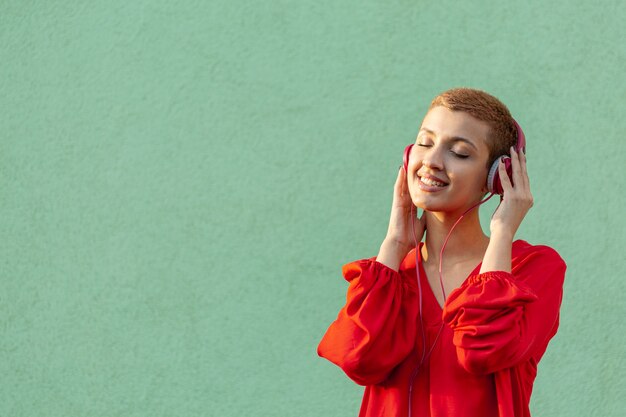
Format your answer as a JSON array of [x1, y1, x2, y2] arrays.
[[317, 240, 566, 417]]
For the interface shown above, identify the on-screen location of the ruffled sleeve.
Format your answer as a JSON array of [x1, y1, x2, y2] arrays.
[[317, 257, 418, 386], [442, 245, 566, 375]]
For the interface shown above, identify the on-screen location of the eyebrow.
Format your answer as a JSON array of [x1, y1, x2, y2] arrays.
[[419, 128, 479, 150]]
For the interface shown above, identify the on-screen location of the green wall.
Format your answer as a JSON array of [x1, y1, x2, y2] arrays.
[[1, 1, 624, 416]]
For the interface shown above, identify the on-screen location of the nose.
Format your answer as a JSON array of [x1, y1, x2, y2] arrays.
[[421, 149, 444, 170]]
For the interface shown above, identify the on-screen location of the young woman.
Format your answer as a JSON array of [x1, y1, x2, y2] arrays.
[[317, 88, 566, 417]]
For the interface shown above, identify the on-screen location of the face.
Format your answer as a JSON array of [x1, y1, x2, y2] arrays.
[[407, 106, 492, 215]]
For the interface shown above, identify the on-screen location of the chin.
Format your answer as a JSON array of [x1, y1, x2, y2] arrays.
[[411, 187, 485, 212], [412, 197, 470, 215], [411, 199, 442, 212]]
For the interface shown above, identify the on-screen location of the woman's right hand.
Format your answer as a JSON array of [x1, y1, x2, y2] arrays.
[[383, 166, 426, 256]]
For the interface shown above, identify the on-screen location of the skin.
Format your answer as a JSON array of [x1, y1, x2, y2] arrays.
[[377, 106, 534, 307]]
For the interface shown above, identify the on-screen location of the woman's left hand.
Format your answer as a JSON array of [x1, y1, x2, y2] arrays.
[[490, 146, 534, 237]]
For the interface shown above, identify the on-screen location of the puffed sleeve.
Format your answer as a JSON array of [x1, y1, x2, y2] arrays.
[[317, 257, 418, 386], [441, 245, 566, 375]]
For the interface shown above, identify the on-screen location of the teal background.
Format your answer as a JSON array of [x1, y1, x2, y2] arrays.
[[1, 1, 624, 416]]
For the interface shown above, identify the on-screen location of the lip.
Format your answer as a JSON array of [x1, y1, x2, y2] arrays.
[[418, 172, 449, 184], [415, 172, 449, 193], [417, 178, 447, 192]]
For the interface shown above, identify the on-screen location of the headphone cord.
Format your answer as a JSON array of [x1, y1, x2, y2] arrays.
[[438, 192, 495, 300], [407, 192, 495, 417]]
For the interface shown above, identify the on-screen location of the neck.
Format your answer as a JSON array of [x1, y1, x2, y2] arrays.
[[421, 209, 489, 266]]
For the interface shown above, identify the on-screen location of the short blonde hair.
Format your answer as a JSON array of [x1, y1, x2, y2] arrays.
[[429, 87, 519, 168]]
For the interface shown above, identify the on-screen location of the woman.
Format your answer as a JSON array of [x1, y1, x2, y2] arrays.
[[317, 88, 566, 417]]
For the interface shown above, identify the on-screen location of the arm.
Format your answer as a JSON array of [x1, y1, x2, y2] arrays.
[[479, 229, 513, 274], [480, 147, 533, 275], [442, 246, 566, 375], [317, 257, 418, 385], [316, 166, 424, 385], [443, 148, 566, 375], [378, 166, 427, 273]]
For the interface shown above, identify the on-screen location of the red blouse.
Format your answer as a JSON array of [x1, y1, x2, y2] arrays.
[[317, 240, 566, 417]]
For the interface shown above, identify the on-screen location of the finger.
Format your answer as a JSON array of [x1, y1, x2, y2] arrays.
[[519, 151, 533, 206], [394, 165, 403, 198], [510, 146, 522, 188], [519, 149, 530, 190], [399, 166, 407, 197], [400, 166, 412, 202], [498, 158, 513, 194], [514, 147, 529, 190]]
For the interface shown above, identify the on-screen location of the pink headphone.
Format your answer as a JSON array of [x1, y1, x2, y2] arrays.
[[402, 118, 526, 195]]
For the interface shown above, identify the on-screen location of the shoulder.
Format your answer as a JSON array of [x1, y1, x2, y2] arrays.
[[513, 239, 566, 263], [512, 240, 567, 282]]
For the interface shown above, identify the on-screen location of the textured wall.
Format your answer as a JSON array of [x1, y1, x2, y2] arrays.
[[0, 1, 624, 416]]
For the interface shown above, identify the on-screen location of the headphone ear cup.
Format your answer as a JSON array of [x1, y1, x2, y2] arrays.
[[487, 119, 526, 194], [487, 156, 514, 194], [403, 144, 413, 172], [487, 158, 499, 194]]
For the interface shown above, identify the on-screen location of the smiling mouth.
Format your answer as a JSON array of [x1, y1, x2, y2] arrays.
[[419, 176, 448, 187]]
